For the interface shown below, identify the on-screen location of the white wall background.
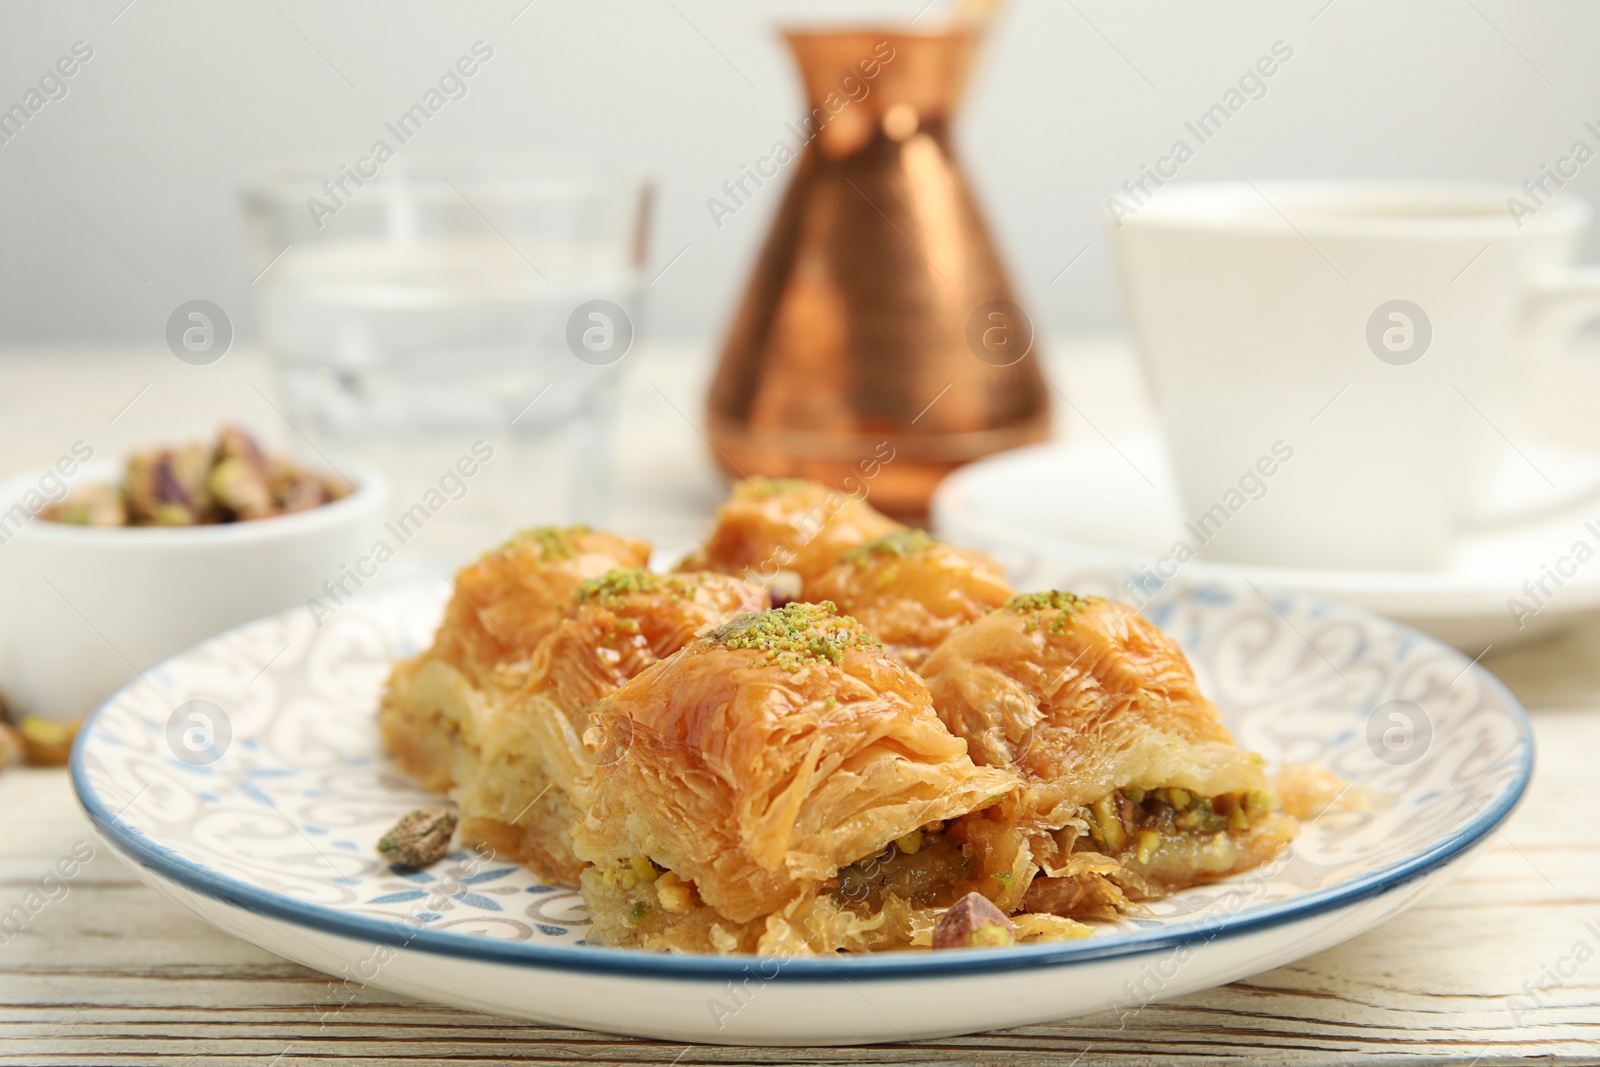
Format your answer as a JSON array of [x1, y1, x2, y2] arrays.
[[2, 0, 1599, 346]]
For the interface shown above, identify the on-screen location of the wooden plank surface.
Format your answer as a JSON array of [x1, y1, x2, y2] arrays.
[[4, 343, 1600, 1064]]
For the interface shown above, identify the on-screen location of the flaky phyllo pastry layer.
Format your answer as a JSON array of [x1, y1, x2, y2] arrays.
[[380, 478, 1298, 954], [920, 592, 1296, 918]]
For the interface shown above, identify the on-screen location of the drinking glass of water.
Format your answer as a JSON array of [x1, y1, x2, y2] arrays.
[[241, 155, 652, 557]]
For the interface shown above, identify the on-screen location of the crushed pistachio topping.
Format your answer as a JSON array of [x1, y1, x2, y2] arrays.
[[1004, 590, 1102, 636], [503, 524, 591, 559], [742, 477, 813, 499], [578, 568, 661, 603], [1005, 590, 1101, 614], [840, 529, 935, 567], [574, 568, 691, 609], [706, 601, 880, 670]]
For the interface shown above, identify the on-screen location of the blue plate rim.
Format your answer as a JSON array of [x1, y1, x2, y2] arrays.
[[70, 580, 1534, 984]]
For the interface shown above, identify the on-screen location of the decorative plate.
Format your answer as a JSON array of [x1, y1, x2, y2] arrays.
[[71, 579, 1531, 1046]]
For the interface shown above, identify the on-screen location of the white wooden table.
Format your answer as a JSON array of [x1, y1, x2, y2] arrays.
[[3, 340, 1600, 1065]]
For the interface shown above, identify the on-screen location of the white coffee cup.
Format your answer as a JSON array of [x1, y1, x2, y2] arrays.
[[1109, 181, 1600, 571]]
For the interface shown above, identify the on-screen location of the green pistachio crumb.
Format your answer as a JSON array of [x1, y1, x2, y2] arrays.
[[1002, 590, 1102, 636], [504, 524, 591, 559], [707, 601, 880, 671], [1005, 590, 1101, 614], [840, 529, 935, 567], [577, 568, 662, 603], [574, 568, 693, 610], [746, 477, 813, 498]]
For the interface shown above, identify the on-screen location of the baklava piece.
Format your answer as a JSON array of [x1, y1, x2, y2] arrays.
[[807, 529, 1014, 669], [454, 569, 768, 882], [678, 478, 904, 594], [920, 592, 1297, 918], [573, 601, 1039, 954], [379, 525, 650, 793]]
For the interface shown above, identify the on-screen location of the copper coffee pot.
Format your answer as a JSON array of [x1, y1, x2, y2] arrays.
[[706, 25, 1050, 517]]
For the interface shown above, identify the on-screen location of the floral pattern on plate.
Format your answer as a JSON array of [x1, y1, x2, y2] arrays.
[[73, 580, 1530, 956]]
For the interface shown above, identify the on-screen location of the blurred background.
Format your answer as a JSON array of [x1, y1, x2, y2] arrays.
[[2, 0, 1600, 729], [3, 0, 1599, 345], [7, 0, 1600, 667]]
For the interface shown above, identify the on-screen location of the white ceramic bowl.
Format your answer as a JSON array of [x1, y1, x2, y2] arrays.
[[0, 455, 387, 722]]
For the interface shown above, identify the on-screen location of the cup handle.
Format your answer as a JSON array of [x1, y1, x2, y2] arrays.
[[1522, 266, 1600, 353], [1465, 266, 1600, 531]]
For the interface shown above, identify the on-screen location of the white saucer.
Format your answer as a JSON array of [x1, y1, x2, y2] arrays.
[[933, 435, 1600, 650]]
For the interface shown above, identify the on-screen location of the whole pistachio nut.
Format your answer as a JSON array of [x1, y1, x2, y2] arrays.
[[932, 891, 1017, 950], [125, 450, 201, 525], [377, 806, 459, 868], [210, 456, 277, 520], [180, 447, 220, 520], [0, 722, 20, 769], [18, 717, 78, 767], [279, 473, 331, 514], [122, 450, 164, 523], [216, 424, 270, 465], [321, 472, 354, 503], [169, 442, 217, 520], [42, 483, 127, 526]]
